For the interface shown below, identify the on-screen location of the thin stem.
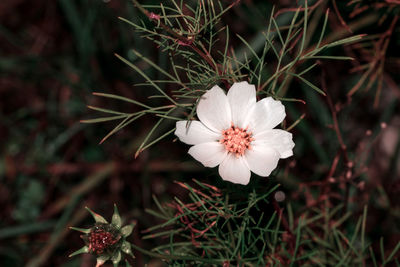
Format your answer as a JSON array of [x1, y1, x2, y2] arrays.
[[131, 0, 230, 88], [130, 243, 225, 264], [272, 198, 295, 253]]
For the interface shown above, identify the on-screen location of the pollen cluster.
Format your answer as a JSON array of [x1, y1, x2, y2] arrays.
[[88, 226, 119, 254], [220, 123, 253, 157]]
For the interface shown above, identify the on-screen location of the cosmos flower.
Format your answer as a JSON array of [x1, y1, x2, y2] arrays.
[[175, 81, 294, 185]]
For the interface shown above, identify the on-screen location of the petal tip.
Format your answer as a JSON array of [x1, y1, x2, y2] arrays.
[[220, 173, 251, 185], [218, 155, 251, 185]]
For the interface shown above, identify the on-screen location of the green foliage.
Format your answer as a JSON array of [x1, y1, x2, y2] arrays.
[[143, 181, 400, 266], [77, 2, 400, 264], [84, 0, 362, 156]]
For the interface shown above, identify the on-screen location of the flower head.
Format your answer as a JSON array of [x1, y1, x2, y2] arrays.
[[175, 81, 294, 185], [87, 224, 120, 255], [69, 205, 135, 267]]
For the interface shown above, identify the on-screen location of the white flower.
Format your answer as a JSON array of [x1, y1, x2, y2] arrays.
[[175, 81, 295, 185]]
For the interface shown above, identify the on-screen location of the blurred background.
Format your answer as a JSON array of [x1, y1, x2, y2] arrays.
[[0, 0, 399, 266]]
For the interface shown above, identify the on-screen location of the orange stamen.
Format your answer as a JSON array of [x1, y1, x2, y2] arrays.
[[220, 123, 253, 157]]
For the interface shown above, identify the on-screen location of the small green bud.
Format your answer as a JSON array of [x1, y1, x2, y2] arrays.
[[69, 246, 89, 257], [111, 251, 122, 266], [96, 255, 109, 267], [112, 204, 122, 229], [121, 241, 134, 257], [86, 207, 109, 224], [69, 205, 135, 267], [121, 224, 134, 237], [70, 227, 91, 234]]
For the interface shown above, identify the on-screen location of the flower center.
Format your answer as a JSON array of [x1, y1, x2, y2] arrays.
[[220, 123, 253, 157], [88, 227, 119, 254]]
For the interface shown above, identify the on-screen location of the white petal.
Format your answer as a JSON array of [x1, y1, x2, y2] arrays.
[[175, 121, 220, 145], [218, 154, 251, 185], [197, 85, 231, 132], [244, 144, 280, 177], [247, 97, 286, 135], [188, 142, 227, 168], [253, 129, 295, 158], [227, 81, 256, 128]]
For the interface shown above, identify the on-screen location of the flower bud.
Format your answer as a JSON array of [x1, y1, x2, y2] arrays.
[[69, 204, 135, 267]]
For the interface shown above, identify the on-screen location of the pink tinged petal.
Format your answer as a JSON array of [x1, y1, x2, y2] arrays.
[[196, 85, 231, 132], [188, 142, 227, 168], [218, 154, 251, 185], [175, 121, 220, 145], [244, 144, 280, 177], [253, 129, 295, 159], [227, 81, 256, 128], [247, 97, 286, 135]]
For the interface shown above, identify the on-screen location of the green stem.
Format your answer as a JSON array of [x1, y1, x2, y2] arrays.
[[130, 243, 225, 264], [131, 0, 224, 82]]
